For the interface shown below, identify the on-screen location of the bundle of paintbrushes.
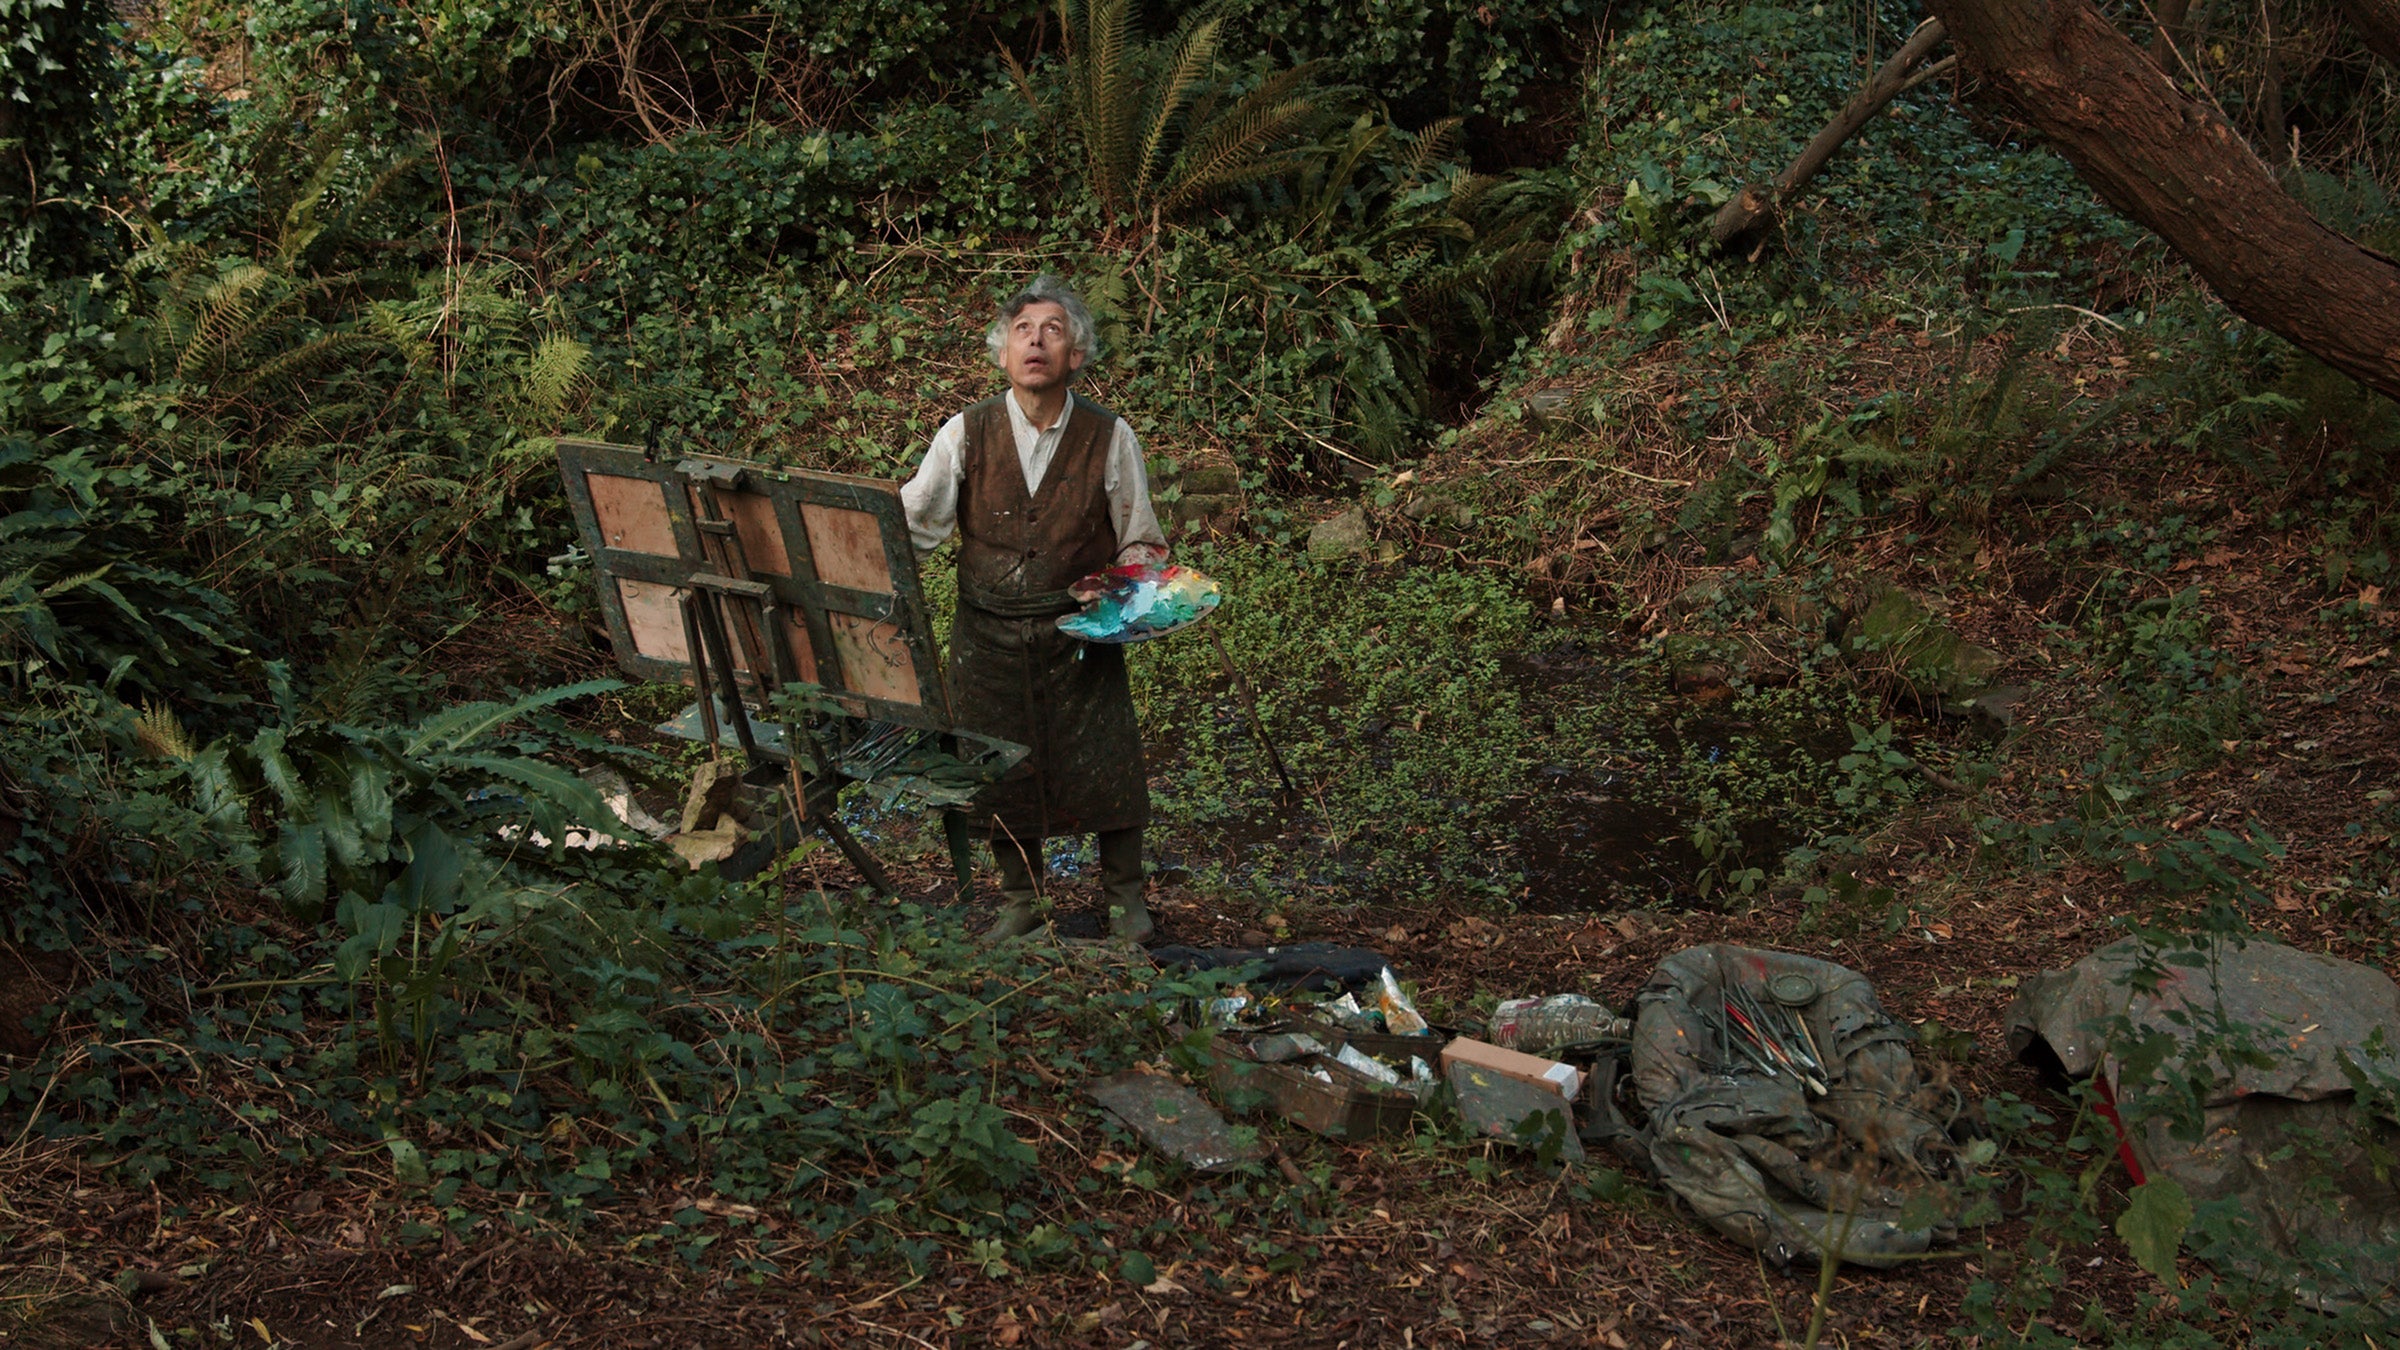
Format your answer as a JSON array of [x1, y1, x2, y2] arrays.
[[1708, 981, 1833, 1095], [837, 721, 928, 778]]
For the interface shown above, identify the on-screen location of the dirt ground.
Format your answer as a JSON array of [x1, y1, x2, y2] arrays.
[[6, 809, 2387, 1350]]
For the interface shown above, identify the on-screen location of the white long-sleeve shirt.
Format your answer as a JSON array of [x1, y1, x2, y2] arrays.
[[900, 391, 1168, 560]]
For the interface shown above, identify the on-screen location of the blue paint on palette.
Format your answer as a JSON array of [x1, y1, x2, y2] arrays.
[[1057, 564, 1223, 643]]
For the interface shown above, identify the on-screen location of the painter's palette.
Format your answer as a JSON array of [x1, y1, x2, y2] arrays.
[[1057, 563, 1222, 643]]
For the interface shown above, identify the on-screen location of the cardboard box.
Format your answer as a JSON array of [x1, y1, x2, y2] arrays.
[[1438, 1037, 1581, 1101]]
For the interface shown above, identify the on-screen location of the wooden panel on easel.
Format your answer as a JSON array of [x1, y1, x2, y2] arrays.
[[783, 611, 821, 685], [588, 474, 680, 557], [617, 579, 690, 662], [701, 486, 792, 577], [826, 612, 920, 705], [715, 608, 821, 686], [802, 503, 895, 593]]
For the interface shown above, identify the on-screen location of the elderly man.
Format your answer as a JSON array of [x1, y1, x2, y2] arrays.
[[901, 275, 1167, 942]]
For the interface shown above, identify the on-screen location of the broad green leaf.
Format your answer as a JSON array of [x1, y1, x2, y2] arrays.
[[391, 821, 465, 915], [317, 782, 365, 869], [2117, 1177, 2191, 1286], [251, 727, 307, 814], [402, 678, 621, 757], [385, 1136, 429, 1189], [333, 898, 407, 978]]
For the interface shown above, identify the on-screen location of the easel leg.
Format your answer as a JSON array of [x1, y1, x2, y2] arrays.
[[817, 810, 896, 897], [943, 810, 977, 905]]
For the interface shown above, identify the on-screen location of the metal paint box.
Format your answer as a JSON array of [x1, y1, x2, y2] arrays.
[[1207, 1037, 1419, 1140]]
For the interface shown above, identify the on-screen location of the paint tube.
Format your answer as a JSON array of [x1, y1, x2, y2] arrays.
[[1334, 1043, 1403, 1086], [1322, 991, 1382, 1032], [1376, 967, 1432, 1036], [1247, 1032, 1328, 1064], [1201, 994, 1251, 1028]]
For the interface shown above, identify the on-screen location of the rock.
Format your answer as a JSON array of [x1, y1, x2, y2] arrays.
[[667, 760, 780, 870], [1523, 386, 1576, 428], [1967, 684, 2029, 726], [581, 766, 672, 840], [1659, 633, 1749, 698], [1845, 583, 2001, 702], [1307, 507, 1374, 560], [1176, 462, 1239, 496], [1401, 491, 1475, 529], [1148, 456, 1243, 536], [0, 940, 71, 1061], [1766, 587, 1828, 638], [1164, 491, 1239, 533], [669, 819, 745, 869], [1670, 577, 1727, 615], [117, 1269, 179, 1299]]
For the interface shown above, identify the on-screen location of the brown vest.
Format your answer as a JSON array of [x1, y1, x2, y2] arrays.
[[956, 393, 1123, 616]]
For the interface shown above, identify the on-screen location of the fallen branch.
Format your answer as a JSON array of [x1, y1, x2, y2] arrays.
[[1711, 19, 1951, 252]]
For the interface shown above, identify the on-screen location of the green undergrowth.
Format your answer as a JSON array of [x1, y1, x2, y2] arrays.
[[1125, 538, 1923, 910], [11, 853, 1240, 1274]]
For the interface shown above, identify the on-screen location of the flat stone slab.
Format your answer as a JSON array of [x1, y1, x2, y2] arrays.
[[1088, 1071, 1269, 1173]]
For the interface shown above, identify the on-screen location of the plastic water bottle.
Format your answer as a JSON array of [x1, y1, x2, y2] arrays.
[[1489, 994, 1629, 1054]]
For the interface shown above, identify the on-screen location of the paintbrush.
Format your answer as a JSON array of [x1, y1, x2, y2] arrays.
[[1730, 989, 1826, 1095]]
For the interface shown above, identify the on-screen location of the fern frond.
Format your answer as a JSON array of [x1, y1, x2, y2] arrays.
[[1292, 113, 1388, 238], [1398, 117, 1464, 178], [135, 700, 199, 760], [220, 330, 382, 399], [524, 333, 593, 418], [1159, 67, 1336, 214], [332, 136, 428, 243], [174, 264, 279, 381], [403, 677, 625, 758], [1001, 44, 1044, 117], [365, 299, 439, 378], [33, 565, 111, 600], [1133, 9, 1225, 203], [275, 133, 349, 269]]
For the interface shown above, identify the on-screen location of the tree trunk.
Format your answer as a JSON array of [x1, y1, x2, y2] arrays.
[[1710, 18, 1953, 250], [2334, 0, 2400, 67], [1923, 0, 2400, 403]]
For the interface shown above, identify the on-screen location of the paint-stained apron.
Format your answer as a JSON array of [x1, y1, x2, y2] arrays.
[[949, 601, 1149, 842]]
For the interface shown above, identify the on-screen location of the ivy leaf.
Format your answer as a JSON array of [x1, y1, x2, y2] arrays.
[[2116, 1177, 2191, 1286], [1118, 1251, 1157, 1287]]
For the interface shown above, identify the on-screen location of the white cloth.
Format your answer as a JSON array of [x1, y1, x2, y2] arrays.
[[900, 390, 1168, 560]]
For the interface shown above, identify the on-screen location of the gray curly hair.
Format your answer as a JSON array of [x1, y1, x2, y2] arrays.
[[986, 274, 1099, 379]]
